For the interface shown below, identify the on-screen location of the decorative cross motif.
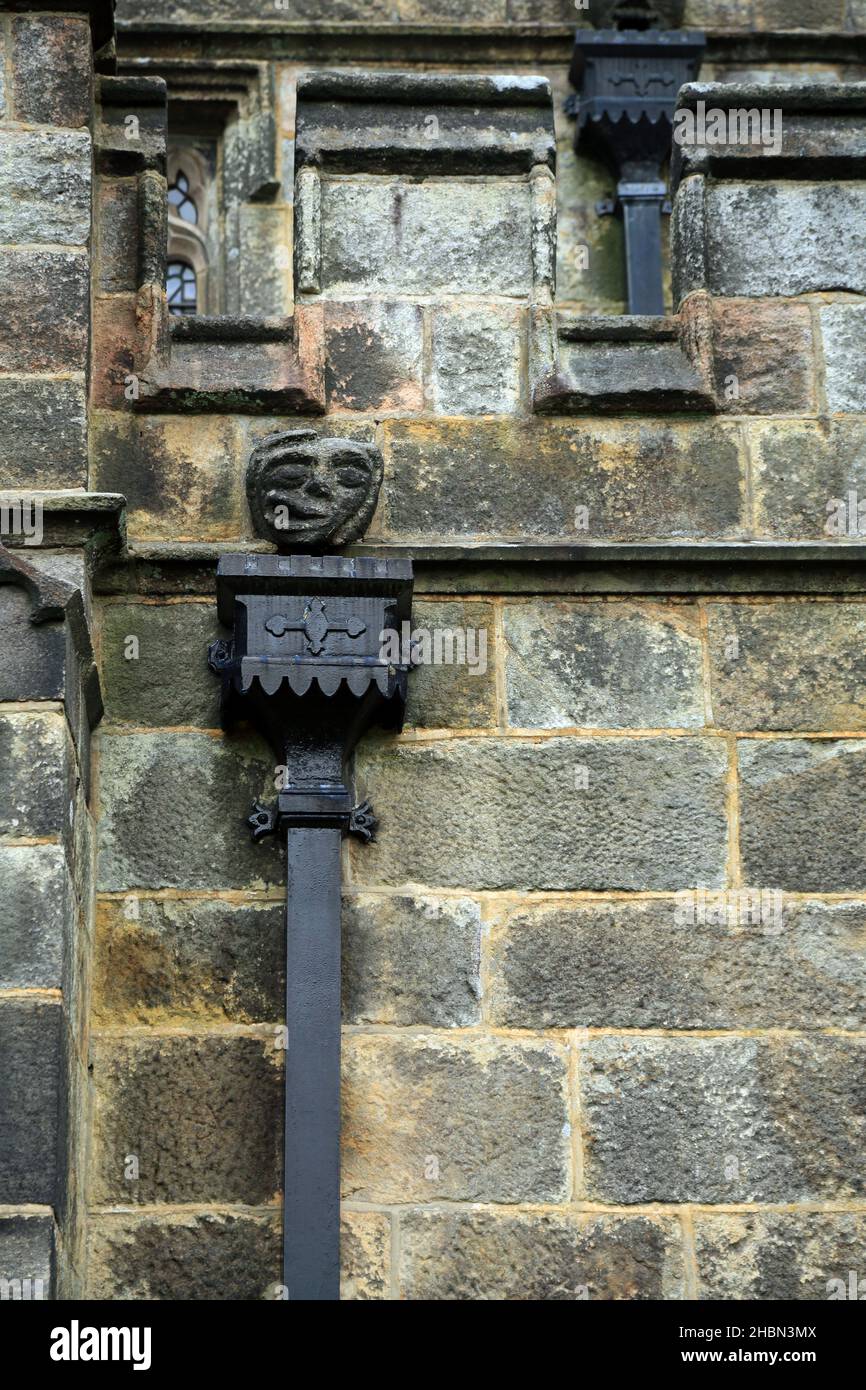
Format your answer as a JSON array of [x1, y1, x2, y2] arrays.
[[265, 598, 366, 655]]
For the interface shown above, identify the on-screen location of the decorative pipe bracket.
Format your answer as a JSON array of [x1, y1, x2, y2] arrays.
[[208, 552, 413, 839]]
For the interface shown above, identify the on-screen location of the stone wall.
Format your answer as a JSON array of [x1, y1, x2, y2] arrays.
[[2, 0, 866, 1301]]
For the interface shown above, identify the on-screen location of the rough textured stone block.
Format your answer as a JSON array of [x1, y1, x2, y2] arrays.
[[712, 299, 815, 415], [430, 304, 523, 415], [0, 251, 88, 374], [96, 179, 139, 294], [705, 184, 866, 296], [11, 14, 91, 128], [707, 601, 866, 731], [239, 205, 291, 318], [684, 0, 845, 29], [504, 600, 704, 729], [352, 735, 728, 890], [0, 130, 90, 245], [0, 999, 61, 1205], [738, 738, 866, 892], [325, 300, 423, 412], [488, 898, 866, 1031], [320, 180, 533, 297], [341, 1211, 390, 1300], [0, 1213, 53, 1296], [93, 897, 284, 1026], [97, 731, 284, 891], [753, 420, 866, 539], [99, 602, 223, 728], [821, 304, 866, 413], [0, 845, 68, 990], [695, 1213, 866, 1301], [0, 712, 68, 839], [400, 1210, 684, 1301], [86, 1212, 280, 1300], [580, 1036, 866, 1203], [381, 419, 746, 542], [0, 377, 87, 488], [0, 586, 67, 704], [404, 599, 497, 730], [91, 414, 244, 542], [343, 894, 481, 1026], [91, 1033, 282, 1204], [342, 1034, 569, 1203]]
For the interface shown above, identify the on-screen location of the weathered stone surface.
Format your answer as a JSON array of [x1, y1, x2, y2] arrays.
[[11, 14, 91, 128], [488, 898, 866, 1031], [343, 894, 481, 1026], [320, 180, 533, 297], [400, 1210, 685, 1301], [93, 897, 284, 1026], [97, 731, 285, 892], [712, 299, 815, 415], [430, 304, 523, 415], [539, 335, 710, 415], [342, 1034, 569, 1203], [684, 0, 845, 28], [0, 712, 68, 839], [91, 1033, 283, 1204], [404, 599, 497, 730], [0, 130, 90, 245], [695, 1213, 866, 1301], [87, 1212, 280, 1300], [96, 179, 139, 293], [0, 586, 67, 704], [239, 205, 291, 318], [0, 1213, 53, 1296], [705, 184, 866, 296], [100, 602, 223, 728], [91, 414, 244, 542], [381, 419, 746, 542], [739, 738, 866, 892], [0, 251, 88, 374], [504, 600, 704, 728], [0, 845, 68, 991], [821, 304, 866, 414], [352, 735, 728, 890], [0, 999, 61, 1205], [0, 377, 87, 487], [753, 420, 866, 539], [340, 1211, 390, 1300], [707, 601, 866, 730], [580, 1036, 866, 1203], [325, 300, 423, 412]]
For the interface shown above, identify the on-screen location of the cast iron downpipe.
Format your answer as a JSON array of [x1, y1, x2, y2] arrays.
[[568, 27, 704, 314], [209, 553, 413, 1300]]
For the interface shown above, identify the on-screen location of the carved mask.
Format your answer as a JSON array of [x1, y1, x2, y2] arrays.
[[246, 430, 383, 550]]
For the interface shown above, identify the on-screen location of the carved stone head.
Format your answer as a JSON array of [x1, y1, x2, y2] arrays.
[[246, 430, 383, 550]]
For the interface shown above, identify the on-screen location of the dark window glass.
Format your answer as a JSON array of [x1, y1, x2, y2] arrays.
[[166, 259, 197, 315], [167, 170, 198, 225]]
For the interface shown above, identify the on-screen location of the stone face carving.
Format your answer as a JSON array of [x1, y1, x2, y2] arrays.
[[246, 429, 383, 549]]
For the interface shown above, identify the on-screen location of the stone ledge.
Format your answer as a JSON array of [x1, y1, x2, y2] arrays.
[[295, 70, 556, 176], [533, 311, 714, 415], [672, 81, 866, 189], [137, 307, 325, 413]]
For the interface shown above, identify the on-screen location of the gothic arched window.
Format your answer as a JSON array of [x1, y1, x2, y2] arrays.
[[167, 170, 198, 224], [166, 147, 213, 315], [166, 259, 198, 315]]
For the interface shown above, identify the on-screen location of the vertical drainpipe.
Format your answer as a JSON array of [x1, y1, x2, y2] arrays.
[[209, 553, 413, 1300], [567, 28, 705, 315]]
